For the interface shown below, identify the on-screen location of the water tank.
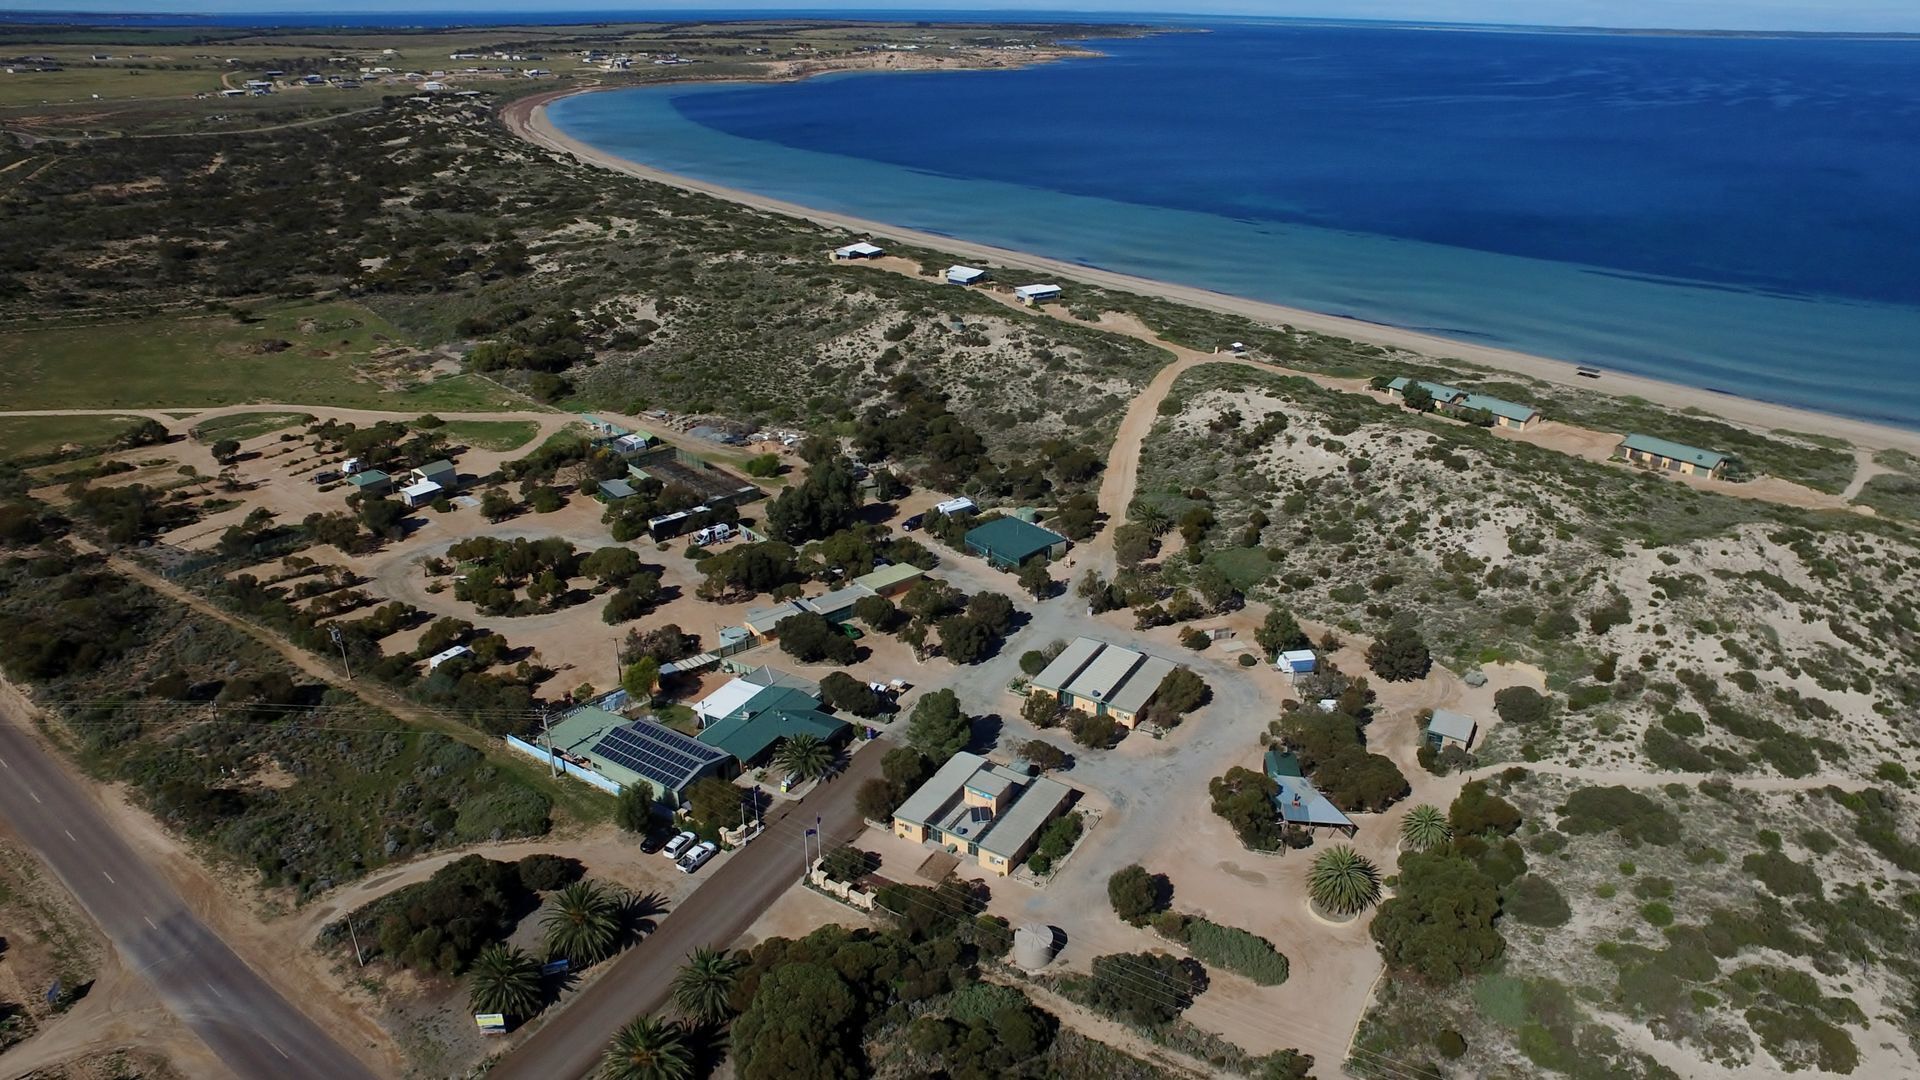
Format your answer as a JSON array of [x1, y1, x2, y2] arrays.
[[1012, 923, 1056, 971]]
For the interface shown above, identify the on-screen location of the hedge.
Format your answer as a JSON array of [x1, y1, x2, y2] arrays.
[[1184, 917, 1290, 986]]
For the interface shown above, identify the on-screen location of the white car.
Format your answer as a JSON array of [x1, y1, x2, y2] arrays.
[[661, 831, 696, 860], [676, 841, 718, 874]]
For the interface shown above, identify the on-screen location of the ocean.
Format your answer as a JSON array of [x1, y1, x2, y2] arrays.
[[548, 22, 1920, 428]]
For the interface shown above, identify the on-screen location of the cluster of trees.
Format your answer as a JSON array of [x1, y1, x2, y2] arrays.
[[448, 536, 587, 617], [1369, 780, 1524, 985], [905, 690, 972, 759], [776, 611, 858, 665], [1209, 766, 1285, 852], [765, 447, 863, 543], [855, 746, 938, 823], [332, 854, 574, 976], [1024, 811, 1083, 875], [696, 541, 799, 601], [601, 478, 719, 543], [1270, 700, 1409, 813], [66, 482, 196, 544]]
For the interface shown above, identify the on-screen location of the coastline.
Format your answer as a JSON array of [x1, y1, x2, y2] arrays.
[[503, 86, 1920, 458]]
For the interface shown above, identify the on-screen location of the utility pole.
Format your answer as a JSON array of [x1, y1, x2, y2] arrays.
[[346, 915, 366, 967], [329, 624, 352, 681], [542, 706, 558, 777]]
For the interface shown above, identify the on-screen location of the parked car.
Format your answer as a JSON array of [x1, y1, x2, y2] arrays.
[[638, 831, 668, 854], [661, 831, 697, 860], [313, 470, 341, 484], [900, 514, 925, 532], [676, 841, 718, 874]]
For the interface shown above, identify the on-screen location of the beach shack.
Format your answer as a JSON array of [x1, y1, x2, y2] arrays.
[[946, 265, 989, 286], [346, 470, 393, 498], [1616, 434, 1728, 479], [399, 479, 443, 508], [1426, 709, 1477, 752], [1275, 649, 1317, 677], [834, 242, 885, 260], [1013, 283, 1062, 305], [1264, 748, 1355, 835]]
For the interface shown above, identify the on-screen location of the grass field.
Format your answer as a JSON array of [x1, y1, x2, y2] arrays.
[[438, 419, 540, 451], [0, 414, 149, 459], [0, 302, 525, 412], [188, 411, 314, 443]]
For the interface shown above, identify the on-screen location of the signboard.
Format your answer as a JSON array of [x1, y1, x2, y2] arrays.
[[474, 1013, 507, 1035]]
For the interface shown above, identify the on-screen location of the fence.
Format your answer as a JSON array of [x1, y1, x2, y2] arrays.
[[503, 735, 621, 795]]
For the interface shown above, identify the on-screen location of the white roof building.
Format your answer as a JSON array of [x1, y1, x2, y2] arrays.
[[1013, 283, 1062, 303], [946, 265, 988, 286], [399, 479, 443, 505], [425, 645, 473, 671], [834, 242, 884, 259], [692, 678, 766, 725], [933, 496, 977, 517]]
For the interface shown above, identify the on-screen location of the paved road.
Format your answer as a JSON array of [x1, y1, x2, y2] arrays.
[[490, 738, 891, 1080], [0, 701, 379, 1080]]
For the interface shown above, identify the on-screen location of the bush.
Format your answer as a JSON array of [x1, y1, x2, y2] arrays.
[[1026, 812, 1084, 874], [1107, 864, 1168, 925], [1494, 686, 1551, 725], [515, 854, 584, 892], [1184, 918, 1289, 985], [1561, 786, 1681, 847], [1068, 710, 1118, 749], [776, 611, 858, 665], [1018, 740, 1069, 772], [1435, 1030, 1468, 1059], [1504, 874, 1570, 927], [1081, 952, 1196, 1027], [1365, 626, 1431, 682], [1369, 852, 1504, 985], [1209, 767, 1281, 851], [906, 690, 971, 759], [1450, 781, 1522, 838]]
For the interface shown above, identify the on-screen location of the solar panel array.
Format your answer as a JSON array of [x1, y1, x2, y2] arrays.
[[591, 722, 727, 787]]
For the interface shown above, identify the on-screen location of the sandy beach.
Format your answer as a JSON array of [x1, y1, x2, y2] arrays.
[[503, 86, 1920, 457]]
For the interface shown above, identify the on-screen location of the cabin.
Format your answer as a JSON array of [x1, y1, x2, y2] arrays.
[[1616, 434, 1728, 479], [946, 265, 988, 286], [833, 242, 885, 260], [1426, 709, 1477, 752], [1013, 283, 1062, 305], [963, 517, 1068, 569], [1264, 749, 1355, 834]]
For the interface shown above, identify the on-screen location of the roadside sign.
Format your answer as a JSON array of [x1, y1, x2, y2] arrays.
[[474, 1013, 507, 1034]]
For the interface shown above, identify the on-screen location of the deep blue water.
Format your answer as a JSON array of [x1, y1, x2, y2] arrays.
[[554, 24, 1920, 428]]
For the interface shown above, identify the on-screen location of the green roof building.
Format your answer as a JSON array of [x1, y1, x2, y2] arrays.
[[346, 470, 392, 496], [964, 517, 1069, 570], [1617, 434, 1728, 478], [696, 685, 852, 766]]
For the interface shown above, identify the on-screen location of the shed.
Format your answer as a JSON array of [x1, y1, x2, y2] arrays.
[[945, 265, 988, 286], [346, 470, 392, 496], [1013, 283, 1062, 304], [964, 517, 1068, 569], [803, 583, 878, 622], [410, 460, 457, 489], [598, 478, 637, 501], [851, 563, 923, 596], [743, 601, 807, 637], [1426, 709, 1477, 751], [1275, 649, 1317, 675], [834, 242, 884, 259], [399, 479, 442, 508]]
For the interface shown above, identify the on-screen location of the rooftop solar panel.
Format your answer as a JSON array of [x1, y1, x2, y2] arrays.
[[589, 722, 728, 787]]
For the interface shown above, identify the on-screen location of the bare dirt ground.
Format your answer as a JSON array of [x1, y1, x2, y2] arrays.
[[733, 883, 873, 954]]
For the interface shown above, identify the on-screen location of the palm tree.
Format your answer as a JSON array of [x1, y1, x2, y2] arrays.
[[1400, 804, 1452, 853], [600, 1016, 694, 1080], [772, 733, 838, 781], [1308, 845, 1381, 917], [543, 880, 623, 965], [670, 945, 746, 1025], [467, 944, 543, 1020]]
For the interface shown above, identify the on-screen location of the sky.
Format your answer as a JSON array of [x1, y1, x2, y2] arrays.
[[2, 1, 1917, 33]]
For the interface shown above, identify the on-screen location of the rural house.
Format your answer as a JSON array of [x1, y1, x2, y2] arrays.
[[1264, 749, 1356, 835], [891, 751, 1073, 876], [1028, 637, 1177, 730], [1615, 434, 1728, 478]]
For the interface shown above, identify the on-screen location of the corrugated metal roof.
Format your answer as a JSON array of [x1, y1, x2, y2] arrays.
[[743, 601, 805, 635], [1455, 393, 1537, 423], [803, 583, 877, 617], [1387, 377, 1465, 402], [1428, 708, 1477, 742], [964, 517, 1067, 564], [1030, 637, 1174, 717], [852, 563, 923, 592], [892, 752, 988, 827], [1031, 637, 1104, 694], [1107, 656, 1176, 717], [1620, 434, 1726, 469], [1274, 775, 1353, 828], [695, 694, 848, 764], [978, 776, 1072, 858]]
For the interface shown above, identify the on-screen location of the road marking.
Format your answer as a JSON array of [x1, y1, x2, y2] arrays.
[[0, 755, 9, 768], [27, 789, 39, 803], [206, 982, 224, 999], [64, 829, 76, 842], [269, 1039, 288, 1059], [101, 871, 115, 884]]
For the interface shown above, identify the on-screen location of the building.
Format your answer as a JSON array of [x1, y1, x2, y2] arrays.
[[346, 470, 393, 497], [1616, 434, 1728, 479], [964, 517, 1068, 569], [851, 563, 924, 597], [1426, 709, 1477, 751], [1275, 649, 1317, 676], [398, 479, 442, 508], [611, 432, 655, 456], [946, 265, 988, 286], [696, 686, 851, 767], [507, 707, 732, 804], [891, 752, 1073, 876], [424, 645, 472, 671], [834, 242, 885, 260], [742, 600, 807, 639], [1028, 637, 1178, 730], [598, 478, 637, 502], [409, 460, 457, 490], [933, 496, 977, 517], [691, 667, 820, 727], [1013, 283, 1063, 305], [802, 583, 877, 623], [1386, 378, 1538, 430], [1264, 749, 1355, 834]]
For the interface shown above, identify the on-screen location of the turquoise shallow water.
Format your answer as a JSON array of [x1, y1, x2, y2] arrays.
[[548, 25, 1920, 428]]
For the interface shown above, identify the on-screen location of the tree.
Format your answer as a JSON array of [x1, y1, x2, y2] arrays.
[[580, 546, 643, 587], [542, 880, 623, 966], [622, 657, 660, 703], [743, 453, 781, 477], [1401, 382, 1436, 412], [1085, 952, 1195, 1027], [1449, 781, 1522, 838], [1369, 852, 1505, 984], [731, 961, 861, 1080], [1151, 667, 1211, 717], [687, 777, 743, 831], [773, 733, 839, 781], [851, 593, 901, 633], [1494, 686, 1551, 726], [615, 781, 656, 834], [856, 778, 899, 822], [1019, 740, 1068, 772], [936, 614, 996, 665], [1307, 846, 1381, 917], [670, 946, 745, 1025], [358, 496, 409, 540], [907, 690, 971, 759], [1210, 767, 1282, 851], [1017, 560, 1053, 599], [1068, 710, 1117, 750], [765, 455, 863, 543], [776, 612, 857, 665], [1022, 692, 1062, 728], [1366, 626, 1431, 682], [1107, 864, 1168, 925], [1400, 804, 1452, 853], [480, 488, 517, 523], [819, 671, 885, 717], [1313, 748, 1410, 813], [1255, 607, 1309, 655], [601, 1016, 695, 1080], [467, 944, 542, 1019], [818, 844, 869, 884], [209, 438, 242, 463]]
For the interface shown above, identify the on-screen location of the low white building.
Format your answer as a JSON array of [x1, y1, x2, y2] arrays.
[[399, 479, 443, 508], [834, 242, 884, 260], [425, 645, 473, 671], [933, 496, 977, 517], [1013, 283, 1062, 305], [946, 265, 988, 286]]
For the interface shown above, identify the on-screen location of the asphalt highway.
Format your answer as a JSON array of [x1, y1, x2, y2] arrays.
[[0, 702, 379, 1080], [489, 738, 891, 1080]]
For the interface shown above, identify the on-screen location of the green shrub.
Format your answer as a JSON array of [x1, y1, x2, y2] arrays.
[[1184, 917, 1290, 985], [1505, 875, 1571, 927], [1640, 901, 1674, 927], [1434, 1029, 1468, 1059]]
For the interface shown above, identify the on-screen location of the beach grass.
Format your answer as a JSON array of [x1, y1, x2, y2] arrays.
[[0, 301, 523, 413], [438, 419, 541, 452], [188, 411, 315, 443], [0, 414, 149, 460]]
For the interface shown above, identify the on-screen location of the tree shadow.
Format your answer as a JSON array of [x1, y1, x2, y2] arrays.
[[969, 712, 1004, 752]]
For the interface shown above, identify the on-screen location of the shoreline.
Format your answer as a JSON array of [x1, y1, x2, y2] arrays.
[[503, 85, 1920, 457]]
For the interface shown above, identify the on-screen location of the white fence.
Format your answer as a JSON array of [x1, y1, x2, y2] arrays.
[[503, 735, 621, 795]]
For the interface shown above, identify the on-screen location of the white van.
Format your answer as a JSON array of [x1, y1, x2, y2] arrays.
[[661, 831, 696, 860]]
